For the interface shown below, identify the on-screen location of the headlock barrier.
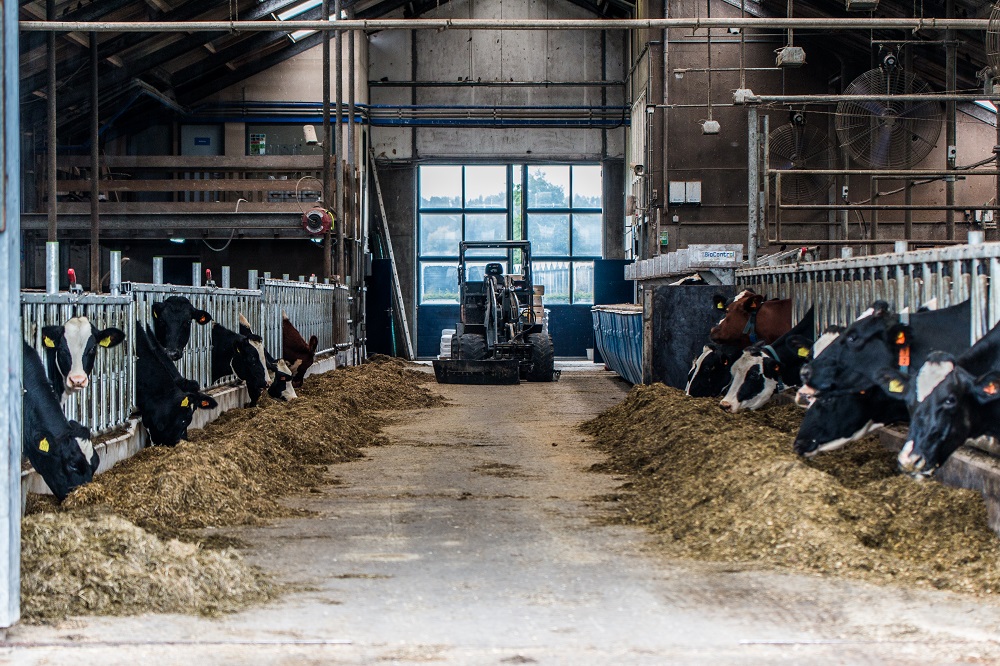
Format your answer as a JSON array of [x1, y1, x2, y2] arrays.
[[735, 240, 1000, 345], [21, 274, 352, 438]]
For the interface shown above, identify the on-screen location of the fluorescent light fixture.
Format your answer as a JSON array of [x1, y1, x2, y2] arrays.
[[975, 100, 997, 113], [289, 28, 317, 42], [311, 237, 323, 244], [275, 0, 321, 21], [169, 237, 186, 244]]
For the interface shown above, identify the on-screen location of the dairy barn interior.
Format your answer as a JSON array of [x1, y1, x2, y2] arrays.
[[9, 0, 1000, 662]]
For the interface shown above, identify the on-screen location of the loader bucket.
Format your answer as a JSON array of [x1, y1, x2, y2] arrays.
[[432, 359, 520, 385]]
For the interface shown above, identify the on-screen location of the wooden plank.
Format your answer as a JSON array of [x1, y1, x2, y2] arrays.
[[370, 148, 414, 361], [58, 179, 317, 193], [57, 155, 325, 169]]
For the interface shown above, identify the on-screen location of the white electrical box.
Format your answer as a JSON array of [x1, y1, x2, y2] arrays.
[[668, 181, 687, 205], [669, 181, 702, 205], [685, 181, 702, 204], [776, 46, 806, 68]]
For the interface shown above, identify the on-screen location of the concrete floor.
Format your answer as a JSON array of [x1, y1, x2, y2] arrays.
[[6, 363, 1000, 665]]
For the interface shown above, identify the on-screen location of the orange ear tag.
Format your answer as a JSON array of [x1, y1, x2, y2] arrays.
[[898, 347, 911, 368], [985, 383, 999, 396], [896, 331, 906, 345]]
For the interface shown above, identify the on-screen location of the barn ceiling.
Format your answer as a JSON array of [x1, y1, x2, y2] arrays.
[[18, 0, 993, 141]]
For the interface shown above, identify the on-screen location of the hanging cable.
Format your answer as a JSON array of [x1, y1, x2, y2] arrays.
[[202, 197, 245, 252]]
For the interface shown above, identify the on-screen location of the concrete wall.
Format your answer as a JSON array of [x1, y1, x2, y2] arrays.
[[368, 0, 626, 161]]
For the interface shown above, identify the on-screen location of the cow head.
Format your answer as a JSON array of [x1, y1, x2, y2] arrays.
[[267, 358, 297, 401], [228, 333, 270, 408], [719, 345, 783, 413], [793, 390, 883, 457], [41, 317, 126, 397], [800, 302, 898, 393], [709, 290, 765, 344], [685, 343, 740, 397], [24, 419, 94, 501], [144, 391, 219, 447], [885, 358, 1000, 477], [151, 296, 212, 361]]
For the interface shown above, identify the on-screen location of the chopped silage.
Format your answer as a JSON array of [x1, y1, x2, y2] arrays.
[[22, 357, 444, 621], [21, 512, 272, 622], [583, 383, 1000, 594]]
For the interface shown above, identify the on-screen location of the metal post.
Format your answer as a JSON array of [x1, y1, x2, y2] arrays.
[[1, 0, 23, 626], [322, 0, 333, 280], [109, 250, 122, 296], [841, 247, 854, 259], [335, 0, 345, 280], [46, 0, 57, 245], [152, 256, 164, 284], [89, 31, 100, 293], [969, 230, 985, 245], [46, 241, 59, 294], [747, 106, 759, 267], [894, 241, 908, 254], [221, 266, 231, 289], [192, 262, 202, 287], [299, 275, 306, 282], [248, 269, 258, 289], [945, 0, 957, 242], [283, 273, 290, 280], [264, 271, 272, 280]]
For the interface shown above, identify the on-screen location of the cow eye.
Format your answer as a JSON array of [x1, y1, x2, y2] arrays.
[[942, 396, 958, 408], [846, 332, 858, 344]]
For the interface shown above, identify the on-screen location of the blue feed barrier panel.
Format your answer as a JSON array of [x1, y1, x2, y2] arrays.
[[591, 305, 643, 385]]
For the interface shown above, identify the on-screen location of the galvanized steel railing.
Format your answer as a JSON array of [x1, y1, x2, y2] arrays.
[[127, 283, 264, 389], [260, 278, 350, 358], [20, 292, 135, 435], [736, 241, 1000, 344]]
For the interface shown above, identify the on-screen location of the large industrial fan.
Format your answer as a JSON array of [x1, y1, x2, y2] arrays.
[[835, 59, 943, 169], [768, 112, 836, 203], [987, 2, 1000, 85]]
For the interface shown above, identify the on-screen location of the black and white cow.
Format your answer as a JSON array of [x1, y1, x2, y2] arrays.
[[40, 316, 126, 402], [793, 325, 845, 407], [22, 341, 96, 500], [793, 387, 909, 457], [135, 324, 217, 447], [882, 320, 1000, 477], [801, 299, 971, 394], [212, 319, 270, 408], [685, 343, 742, 397], [718, 308, 815, 413], [235, 314, 295, 402], [151, 296, 212, 361]]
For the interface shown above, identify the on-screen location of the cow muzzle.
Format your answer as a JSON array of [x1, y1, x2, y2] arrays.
[[66, 373, 89, 390], [897, 440, 931, 477], [165, 348, 183, 361], [719, 400, 736, 413]]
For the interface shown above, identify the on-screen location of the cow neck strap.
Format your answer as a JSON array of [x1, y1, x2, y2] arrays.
[[761, 344, 785, 392], [742, 311, 760, 344]]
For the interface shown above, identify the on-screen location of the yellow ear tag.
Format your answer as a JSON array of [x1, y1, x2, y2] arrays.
[[797, 347, 809, 358], [153, 311, 158, 318], [896, 331, 906, 345], [38, 438, 49, 453], [43, 337, 56, 348], [180, 396, 190, 408], [888, 379, 905, 394], [99, 336, 112, 348], [716, 302, 725, 309]]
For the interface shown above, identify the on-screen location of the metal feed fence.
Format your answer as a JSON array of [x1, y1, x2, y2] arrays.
[[735, 241, 1000, 344], [260, 278, 350, 358], [127, 283, 264, 390], [20, 292, 135, 435]]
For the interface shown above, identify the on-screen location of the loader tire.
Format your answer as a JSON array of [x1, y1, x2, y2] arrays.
[[454, 333, 487, 361], [526, 332, 555, 382]]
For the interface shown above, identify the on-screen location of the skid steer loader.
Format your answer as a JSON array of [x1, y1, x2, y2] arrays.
[[432, 240, 557, 385]]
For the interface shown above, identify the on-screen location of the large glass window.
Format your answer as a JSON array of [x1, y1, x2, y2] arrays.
[[418, 164, 602, 305]]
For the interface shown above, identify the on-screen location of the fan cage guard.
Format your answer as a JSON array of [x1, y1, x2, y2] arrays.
[[768, 123, 836, 203], [988, 2, 1000, 77], [835, 67, 943, 170]]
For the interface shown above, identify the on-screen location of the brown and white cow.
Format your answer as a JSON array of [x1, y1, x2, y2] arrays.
[[709, 289, 792, 348], [282, 311, 318, 388]]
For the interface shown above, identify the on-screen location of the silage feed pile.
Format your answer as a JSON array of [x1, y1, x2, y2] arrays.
[[21, 512, 272, 622], [57, 357, 444, 535], [583, 383, 1000, 594], [22, 358, 442, 621]]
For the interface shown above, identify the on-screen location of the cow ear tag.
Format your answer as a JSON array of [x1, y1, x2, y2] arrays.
[[180, 396, 190, 408], [984, 382, 999, 396], [38, 437, 49, 453], [888, 379, 905, 394], [797, 346, 809, 358], [200, 399, 213, 408], [716, 301, 725, 310], [197, 314, 209, 324], [99, 336, 113, 348], [43, 336, 56, 348], [152, 310, 158, 318]]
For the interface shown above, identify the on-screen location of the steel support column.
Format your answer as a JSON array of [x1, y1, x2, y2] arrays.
[[1, 0, 22, 628], [89, 31, 100, 293], [322, 0, 332, 280], [747, 107, 759, 266]]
